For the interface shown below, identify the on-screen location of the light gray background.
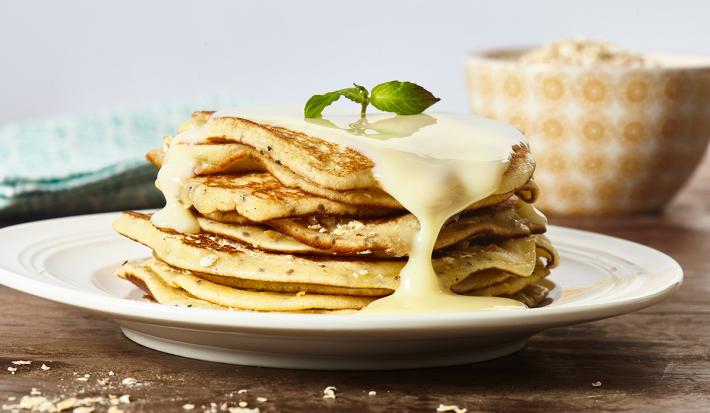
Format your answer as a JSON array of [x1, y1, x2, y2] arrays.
[[1, 0, 708, 123]]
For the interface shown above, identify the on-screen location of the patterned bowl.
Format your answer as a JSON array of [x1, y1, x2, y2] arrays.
[[467, 49, 710, 215]]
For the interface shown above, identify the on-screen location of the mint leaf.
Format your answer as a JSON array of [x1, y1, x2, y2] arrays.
[[369, 81, 440, 115], [304, 81, 440, 118], [340, 85, 367, 104], [304, 86, 368, 118], [352, 83, 369, 101], [304, 92, 342, 118]]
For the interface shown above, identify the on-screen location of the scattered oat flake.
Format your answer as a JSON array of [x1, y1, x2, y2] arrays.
[[6, 395, 105, 413], [108, 371, 115, 376], [30, 388, 42, 396], [8, 367, 17, 374], [41, 364, 51, 371], [322, 386, 337, 400], [18, 395, 55, 411], [75, 376, 89, 382], [56, 396, 107, 411], [437, 404, 467, 413], [118, 395, 131, 404], [97, 378, 110, 386], [228, 408, 259, 413], [237, 389, 248, 394], [56, 397, 79, 410], [256, 397, 267, 403], [121, 377, 138, 386], [7, 396, 16, 401], [592, 380, 603, 387], [238, 401, 248, 407], [12, 360, 32, 365], [183, 403, 195, 410], [368, 391, 377, 396]]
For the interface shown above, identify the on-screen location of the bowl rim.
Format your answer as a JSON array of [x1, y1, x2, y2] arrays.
[[467, 47, 710, 70]]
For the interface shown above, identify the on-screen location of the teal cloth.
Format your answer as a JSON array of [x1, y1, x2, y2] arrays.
[[0, 97, 241, 220]]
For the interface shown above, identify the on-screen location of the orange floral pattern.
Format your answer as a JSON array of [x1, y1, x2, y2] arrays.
[[466, 56, 710, 215]]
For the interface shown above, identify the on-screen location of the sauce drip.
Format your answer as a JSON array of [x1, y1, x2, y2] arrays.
[[156, 107, 529, 313], [150, 144, 201, 234]]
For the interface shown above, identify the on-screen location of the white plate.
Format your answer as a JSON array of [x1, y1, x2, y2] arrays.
[[0, 212, 682, 370]]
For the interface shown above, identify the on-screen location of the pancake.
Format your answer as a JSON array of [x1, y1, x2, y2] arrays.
[[120, 259, 361, 313], [181, 173, 397, 222], [181, 171, 539, 224], [146, 257, 389, 296], [196, 215, 331, 255], [177, 112, 377, 191], [121, 258, 552, 311], [144, 258, 374, 311], [115, 211, 402, 290], [117, 260, 223, 309], [197, 199, 547, 257], [466, 261, 550, 298], [198, 177, 540, 226], [113, 211, 551, 292], [149, 142, 540, 210], [503, 282, 552, 308], [148, 142, 401, 209], [262, 200, 547, 256], [119, 255, 554, 311], [156, 110, 535, 193], [449, 237, 558, 293]]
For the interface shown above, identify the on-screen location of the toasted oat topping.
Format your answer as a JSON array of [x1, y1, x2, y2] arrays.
[[520, 37, 645, 66], [322, 386, 337, 400], [436, 404, 468, 413]]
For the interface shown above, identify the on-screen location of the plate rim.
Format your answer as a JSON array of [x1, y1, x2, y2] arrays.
[[0, 211, 683, 334]]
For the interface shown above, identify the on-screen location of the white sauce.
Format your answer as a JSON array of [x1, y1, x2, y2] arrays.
[[150, 144, 200, 233], [156, 106, 529, 313]]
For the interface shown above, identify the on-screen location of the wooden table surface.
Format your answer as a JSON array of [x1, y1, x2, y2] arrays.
[[1, 160, 709, 413]]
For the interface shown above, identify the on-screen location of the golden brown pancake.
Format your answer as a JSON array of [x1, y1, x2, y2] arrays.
[[114, 211, 553, 292], [197, 199, 547, 257], [154, 110, 536, 194], [181, 173, 397, 222], [262, 200, 547, 256], [119, 256, 554, 311], [148, 142, 401, 208], [120, 259, 362, 313]]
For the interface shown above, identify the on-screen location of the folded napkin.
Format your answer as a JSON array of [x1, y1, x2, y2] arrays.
[[0, 97, 240, 221]]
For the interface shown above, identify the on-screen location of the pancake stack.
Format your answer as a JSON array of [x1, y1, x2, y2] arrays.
[[114, 111, 559, 313]]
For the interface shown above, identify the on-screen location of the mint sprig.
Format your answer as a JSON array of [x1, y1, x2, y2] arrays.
[[304, 81, 439, 118]]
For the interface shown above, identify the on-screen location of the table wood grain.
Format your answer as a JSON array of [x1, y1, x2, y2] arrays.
[[1, 160, 709, 413]]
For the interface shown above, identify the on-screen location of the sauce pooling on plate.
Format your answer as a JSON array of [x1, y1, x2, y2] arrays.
[[154, 107, 528, 313]]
